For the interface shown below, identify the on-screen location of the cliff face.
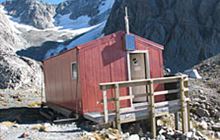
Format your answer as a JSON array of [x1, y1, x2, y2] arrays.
[[0, 0, 115, 90], [0, 8, 42, 90], [104, 0, 220, 72]]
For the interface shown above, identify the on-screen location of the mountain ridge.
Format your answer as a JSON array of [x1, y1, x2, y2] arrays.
[[104, 0, 220, 72]]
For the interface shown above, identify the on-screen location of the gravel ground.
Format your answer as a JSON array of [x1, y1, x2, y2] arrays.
[[0, 122, 83, 140], [0, 89, 87, 140]]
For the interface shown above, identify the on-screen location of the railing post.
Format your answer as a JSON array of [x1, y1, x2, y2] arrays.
[[115, 84, 121, 132], [102, 86, 108, 124], [149, 80, 156, 139], [180, 77, 188, 133], [184, 77, 191, 131]]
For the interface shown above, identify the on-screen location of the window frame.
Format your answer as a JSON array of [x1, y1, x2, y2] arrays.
[[71, 62, 78, 80]]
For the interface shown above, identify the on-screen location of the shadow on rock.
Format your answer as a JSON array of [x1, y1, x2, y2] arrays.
[[0, 107, 48, 124]]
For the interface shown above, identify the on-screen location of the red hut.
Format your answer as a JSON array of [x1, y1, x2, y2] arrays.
[[43, 31, 167, 123]]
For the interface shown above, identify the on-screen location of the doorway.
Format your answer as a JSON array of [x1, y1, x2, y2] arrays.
[[127, 51, 150, 102]]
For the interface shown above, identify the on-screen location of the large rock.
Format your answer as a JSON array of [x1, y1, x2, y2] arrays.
[[212, 123, 220, 131], [0, 53, 42, 90], [0, 8, 26, 51], [195, 108, 210, 117], [104, 0, 220, 72], [0, 8, 42, 90]]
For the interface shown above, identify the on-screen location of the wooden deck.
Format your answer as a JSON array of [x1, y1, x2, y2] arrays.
[[84, 99, 180, 124], [84, 75, 190, 139]]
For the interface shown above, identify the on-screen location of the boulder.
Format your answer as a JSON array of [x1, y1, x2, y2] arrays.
[[127, 134, 139, 140], [198, 120, 208, 130], [215, 132, 220, 139], [195, 108, 210, 117], [0, 54, 42, 90], [183, 69, 202, 79], [212, 123, 220, 131]]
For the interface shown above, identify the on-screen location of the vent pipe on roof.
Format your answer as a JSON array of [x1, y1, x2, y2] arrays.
[[125, 7, 130, 34]]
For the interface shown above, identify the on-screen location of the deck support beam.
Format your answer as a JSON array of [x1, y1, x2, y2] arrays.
[[102, 87, 108, 124], [149, 80, 156, 139], [184, 79, 191, 131], [180, 77, 188, 133], [115, 84, 121, 132]]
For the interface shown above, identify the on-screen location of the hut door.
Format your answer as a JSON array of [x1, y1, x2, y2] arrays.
[[129, 52, 150, 102]]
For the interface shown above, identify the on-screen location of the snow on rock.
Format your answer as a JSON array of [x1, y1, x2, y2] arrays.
[[45, 21, 106, 59], [55, 14, 91, 29], [184, 69, 202, 79]]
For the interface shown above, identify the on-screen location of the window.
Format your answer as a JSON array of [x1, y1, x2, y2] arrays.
[[71, 62, 77, 80]]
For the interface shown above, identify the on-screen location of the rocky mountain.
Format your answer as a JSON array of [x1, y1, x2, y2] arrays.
[[104, 0, 220, 72], [0, 0, 115, 90], [3, 0, 56, 29], [0, 7, 42, 90], [55, 0, 112, 26]]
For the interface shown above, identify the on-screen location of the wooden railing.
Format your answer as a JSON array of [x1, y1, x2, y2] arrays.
[[99, 75, 190, 138]]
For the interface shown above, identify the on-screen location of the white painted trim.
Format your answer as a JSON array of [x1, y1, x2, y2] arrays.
[[145, 51, 151, 79], [71, 62, 77, 80], [127, 50, 150, 53], [127, 52, 133, 108]]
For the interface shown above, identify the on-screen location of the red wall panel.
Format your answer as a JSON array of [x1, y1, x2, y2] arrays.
[[43, 49, 81, 113], [78, 32, 129, 113]]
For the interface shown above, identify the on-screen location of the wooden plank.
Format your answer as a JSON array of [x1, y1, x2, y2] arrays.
[[115, 84, 121, 131], [100, 75, 187, 90], [119, 95, 134, 101], [184, 79, 191, 131], [134, 93, 148, 98], [133, 102, 149, 108], [102, 89, 108, 123], [180, 77, 188, 133], [120, 107, 135, 113], [154, 89, 180, 96], [149, 80, 156, 139], [46, 102, 73, 117], [155, 99, 180, 107], [84, 104, 181, 124]]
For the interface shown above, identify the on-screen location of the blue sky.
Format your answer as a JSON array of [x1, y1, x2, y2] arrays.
[[0, 0, 64, 4]]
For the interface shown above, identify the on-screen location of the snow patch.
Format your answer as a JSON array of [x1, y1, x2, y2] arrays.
[[45, 21, 106, 59], [55, 14, 91, 29], [184, 69, 202, 79]]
